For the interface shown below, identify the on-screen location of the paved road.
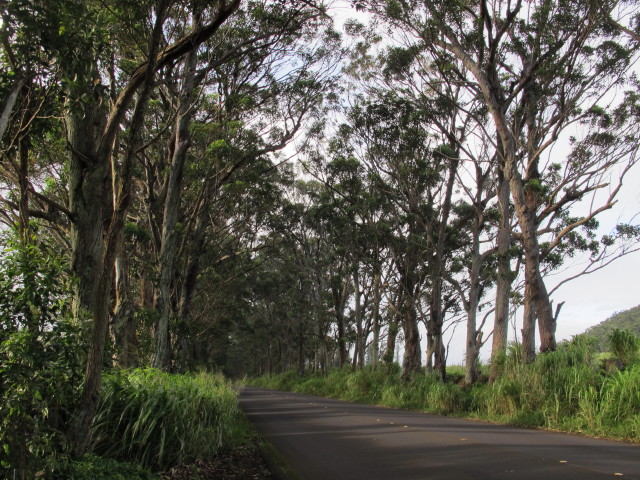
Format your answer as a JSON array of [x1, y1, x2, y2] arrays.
[[239, 387, 639, 480]]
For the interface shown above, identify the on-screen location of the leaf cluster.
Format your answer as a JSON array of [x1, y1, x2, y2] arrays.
[[0, 230, 84, 478]]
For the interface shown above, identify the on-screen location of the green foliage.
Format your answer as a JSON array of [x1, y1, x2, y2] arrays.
[[0, 231, 84, 478], [89, 369, 243, 470], [608, 328, 640, 366], [599, 365, 640, 429]]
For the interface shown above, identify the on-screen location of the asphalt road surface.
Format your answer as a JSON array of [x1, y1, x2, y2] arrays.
[[239, 387, 639, 480]]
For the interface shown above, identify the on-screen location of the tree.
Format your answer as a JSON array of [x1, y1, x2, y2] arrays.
[[336, 92, 465, 378], [359, 0, 640, 362], [1, 0, 242, 451], [142, 1, 339, 369]]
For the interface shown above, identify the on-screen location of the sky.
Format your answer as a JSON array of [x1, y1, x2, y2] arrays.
[[326, 1, 640, 365]]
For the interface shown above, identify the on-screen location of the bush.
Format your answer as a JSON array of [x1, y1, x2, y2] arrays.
[[89, 369, 242, 470], [0, 232, 84, 479]]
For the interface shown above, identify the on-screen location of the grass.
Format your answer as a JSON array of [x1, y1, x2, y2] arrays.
[[250, 337, 640, 443], [88, 368, 245, 471]]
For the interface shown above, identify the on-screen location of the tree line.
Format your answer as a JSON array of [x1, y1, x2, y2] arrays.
[[1, 0, 639, 457]]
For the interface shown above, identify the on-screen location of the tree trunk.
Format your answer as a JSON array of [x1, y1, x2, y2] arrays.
[[298, 324, 305, 377], [112, 229, 139, 367], [430, 156, 458, 381], [519, 204, 556, 360], [428, 273, 447, 381], [464, 219, 482, 386], [490, 169, 512, 382], [371, 272, 381, 370], [332, 276, 349, 366], [402, 307, 421, 379], [65, 91, 112, 453], [17, 134, 30, 240], [153, 46, 199, 370], [521, 278, 537, 363], [353, 268, 365, 370], [536, 273, 556, 353], [384, 317, 399, 366], [174, 232, 203, 370], [67, 102, 107, 323], [400, 270, 421, 378]]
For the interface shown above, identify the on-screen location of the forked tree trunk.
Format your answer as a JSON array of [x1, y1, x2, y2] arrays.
[[518, 205, 556, 360], [396, 260, 421, 378], [430, 156, 459, 381], [353, 268, 365, 370], [429, 281, 447, 381], [402, 311, 421, 378], [332, 276, 349, 366]]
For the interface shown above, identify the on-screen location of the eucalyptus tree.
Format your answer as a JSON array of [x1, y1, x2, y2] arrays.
[[1, 0, 245, 451], [66, 1, 242, 449], [336, 91, 467, 378], [307, 151, 387, 369], [358, 0, 640, 362], [139, 0, 340, 370], [341, 20, 514, 378], [448, 155, 497, 385]]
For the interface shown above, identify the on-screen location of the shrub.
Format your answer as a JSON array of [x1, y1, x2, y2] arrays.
[[0, 232, 84, 479]]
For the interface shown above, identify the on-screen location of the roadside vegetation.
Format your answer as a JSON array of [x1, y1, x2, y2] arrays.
[[88, 370, 243, 472], [251, 334, 640, 443], [0, 233, 252, 479]]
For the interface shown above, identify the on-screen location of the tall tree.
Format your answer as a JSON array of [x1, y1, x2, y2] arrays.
[[360, 0, 640, 361]]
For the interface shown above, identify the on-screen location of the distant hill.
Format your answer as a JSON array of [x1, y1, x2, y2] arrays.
[[583, 305, 640, 351]]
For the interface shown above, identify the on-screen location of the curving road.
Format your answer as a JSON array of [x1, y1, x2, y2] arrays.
[[239, 387, 639, 480]]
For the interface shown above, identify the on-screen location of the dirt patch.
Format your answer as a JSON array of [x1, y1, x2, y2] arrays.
[[159, 442, 275, 480]]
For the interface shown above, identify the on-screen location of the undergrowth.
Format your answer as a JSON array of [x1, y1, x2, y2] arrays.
[[251, 336, 640, 442], [88, 369, 244, 471], [47, 454, 158, 480]]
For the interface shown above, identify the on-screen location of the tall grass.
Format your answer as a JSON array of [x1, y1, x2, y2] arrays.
[[251, 336, 640, 442], [89, 369, 243, 470]]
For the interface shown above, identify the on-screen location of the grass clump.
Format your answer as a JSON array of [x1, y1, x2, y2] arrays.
[[89, 368, 243, 471], [609, 328, 640, 366]]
